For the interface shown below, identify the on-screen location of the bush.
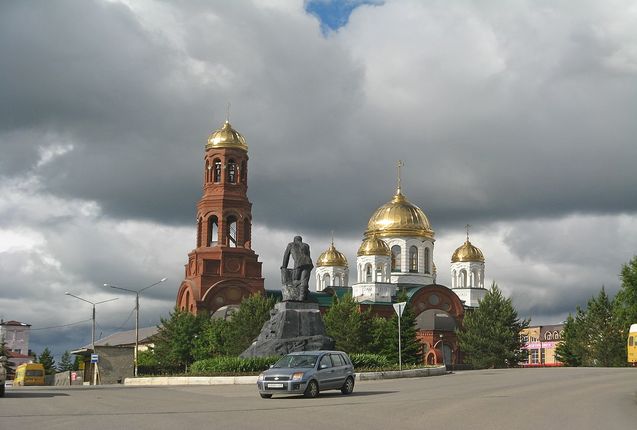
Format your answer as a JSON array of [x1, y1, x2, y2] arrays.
[[349, 353, 391, 370], [189, 356, 279, 375]]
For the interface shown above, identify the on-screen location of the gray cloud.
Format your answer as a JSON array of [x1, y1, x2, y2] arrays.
[[1, 0, 637, 355]]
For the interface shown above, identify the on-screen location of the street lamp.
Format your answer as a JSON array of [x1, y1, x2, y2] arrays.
[[64, 292, 118, 385], [104, 277, 167, 377]]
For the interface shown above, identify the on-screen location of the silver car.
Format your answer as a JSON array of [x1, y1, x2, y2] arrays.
[[257, 350, 355, 398]]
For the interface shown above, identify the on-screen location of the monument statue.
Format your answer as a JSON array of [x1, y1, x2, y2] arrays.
[[280, 235, 313, 301], [240, 235, 333, 357]]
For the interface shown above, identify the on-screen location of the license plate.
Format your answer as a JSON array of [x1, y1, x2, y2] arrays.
[[267, 383, 284, 388]]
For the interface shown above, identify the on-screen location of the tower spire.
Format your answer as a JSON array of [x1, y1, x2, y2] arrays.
[[226, 102, 231, 123], [465, 224, 471, 242]]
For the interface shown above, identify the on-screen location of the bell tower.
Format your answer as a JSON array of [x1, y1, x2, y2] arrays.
[[176, 119, 265, 315]]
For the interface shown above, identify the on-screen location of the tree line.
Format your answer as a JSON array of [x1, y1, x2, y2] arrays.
[[556, 256, 637, 367]]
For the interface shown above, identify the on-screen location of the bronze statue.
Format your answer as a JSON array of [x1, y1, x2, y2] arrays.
[[281, 236, 313, 301]]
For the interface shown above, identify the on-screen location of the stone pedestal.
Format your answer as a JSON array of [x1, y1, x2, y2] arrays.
[[240, 302, 334, 358]]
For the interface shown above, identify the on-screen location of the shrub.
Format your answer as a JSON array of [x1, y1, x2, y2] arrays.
[[349, 353, 391, 370], [189, 356, 279, 375]]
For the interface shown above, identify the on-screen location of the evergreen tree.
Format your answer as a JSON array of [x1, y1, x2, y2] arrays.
[[581, 288, 624, 366], [58, 350, 74, 372], [193, 317, 232, 360], [614, 256, 637, 336], [323, 294, 372, 353], [38, 347, 56, 375], [367, 316, 392, 355], [382, 291, 422, 364], [456, 283, 529, 369], [223, 293, 277, 356], [0, 337, 15, 375], [153, 308, 208, 371], [72, 354, 83, 371], [555, 312, 584, 366]]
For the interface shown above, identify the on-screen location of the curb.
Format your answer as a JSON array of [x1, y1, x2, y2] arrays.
[[124, 366, 446, 386]]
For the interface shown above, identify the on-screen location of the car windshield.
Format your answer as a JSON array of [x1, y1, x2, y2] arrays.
[[273, 354, 317, 369]]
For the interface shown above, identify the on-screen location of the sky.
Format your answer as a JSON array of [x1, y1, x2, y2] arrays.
[[1, 0, 636, 359]]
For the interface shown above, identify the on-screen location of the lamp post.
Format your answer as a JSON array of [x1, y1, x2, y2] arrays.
[[434, 334, 445, 370], [64, 292, 118, 385], [104, 277, 166, 377]]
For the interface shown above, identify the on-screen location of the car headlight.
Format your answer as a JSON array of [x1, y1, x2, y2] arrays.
[[291, 372, 304, 381], [257, 373, 264, 382]]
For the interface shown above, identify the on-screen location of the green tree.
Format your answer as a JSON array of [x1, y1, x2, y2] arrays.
[[193, 317, 232, 360], [223, 294, 277, 356], [72, 354, 83, 371], [555, 312, 585, 366], [1, 337, 15, 375], [58, 350, 74, 372], [382, 292, 422, 364], [614, 256, 637, 336], [368, 316, 392, 355], [456, 283, 529, 369], [581, 288, 625, 366], [38, 347, 56, 375], [153, 308, 208, 371], [323, 294, 372, 353]]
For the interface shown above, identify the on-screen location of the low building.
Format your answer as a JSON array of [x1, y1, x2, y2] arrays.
[[0, 320, 35, 372], [71, 326, 158, 384], [520, 324, 564, 367]]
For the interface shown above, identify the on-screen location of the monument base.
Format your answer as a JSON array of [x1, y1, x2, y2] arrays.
[[240, 302, 334, 358]]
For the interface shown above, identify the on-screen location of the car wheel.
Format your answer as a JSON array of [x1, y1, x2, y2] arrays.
[[341, 377, 354, 395], [259, 393, 272, 399], [304, 380, 319, 398]]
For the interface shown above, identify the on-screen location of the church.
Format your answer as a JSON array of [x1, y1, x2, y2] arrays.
[[176, 119, 488, 366]]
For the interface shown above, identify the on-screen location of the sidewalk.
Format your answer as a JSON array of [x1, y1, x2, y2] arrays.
[[124, 365, 446, 386]]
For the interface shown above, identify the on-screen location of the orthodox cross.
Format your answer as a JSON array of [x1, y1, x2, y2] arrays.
[[396, 160, 404, 193], [465, 224, 471, 242], [226, 102, 231, 122]]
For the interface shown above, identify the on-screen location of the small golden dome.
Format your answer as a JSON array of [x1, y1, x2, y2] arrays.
[[317, 242, 348, 267], [357, 236, 391, 256], [364, 189, 434, 239], [206, 120, 248, 151], [451, 240, 485, 263]]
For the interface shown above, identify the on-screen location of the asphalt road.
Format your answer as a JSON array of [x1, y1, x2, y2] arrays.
[[1, 367, 635, 430]]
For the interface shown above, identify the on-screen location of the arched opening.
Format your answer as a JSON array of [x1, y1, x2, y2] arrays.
[[459, 269, 467, 287], [323, 273, 331, 288], [545, 332, 552, 340], [391, 245, 401, 272], [451, 269, 456, 288], [553, 331, 559, 340], [415, 309, 457, 331], [409, 246, 418, 273], [334, 275, 341, 286], [207, 216, 218, 246], [205, 159, 211, 183], [227, 159, 237, 183], [375, 265, 383, 282], [365, 264, 372, 282], [213, 159, 222, 183], [424, 248, 430, 274], [226, 215, 238, 247]]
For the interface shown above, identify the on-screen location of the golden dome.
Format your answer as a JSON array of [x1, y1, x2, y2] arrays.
[[451, 240, 485, 263], [357, 236, 391, 256], [364, 189, 434, 239], [206, 120, 248, 151], [317, 242, 348, 267]]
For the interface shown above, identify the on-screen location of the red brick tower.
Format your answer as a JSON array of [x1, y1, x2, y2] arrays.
[[176, 120, 265, 315]]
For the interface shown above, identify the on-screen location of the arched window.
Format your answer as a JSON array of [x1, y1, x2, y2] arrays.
[[391, 245, 401, 272], [227, 215, 237, 247], [207, 216, 218, 246], [334, 275, 341, 287], [227, 159, 237, 183], [376, 265, 383, 281], [409, 246, 418, 273], [545, 332, 552, 340], [424, 248, 430, 274], [205, 160, 211, 183], [459, 270, 467, 287], [323, 273, 331, 288], [365, 264, 372, 282], [213, 159, 222, 182], [553, 331, 559, 340], [240, 160, 247, 183]]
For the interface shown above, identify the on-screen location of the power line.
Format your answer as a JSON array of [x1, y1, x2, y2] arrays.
[[30, 319, 92, 331]]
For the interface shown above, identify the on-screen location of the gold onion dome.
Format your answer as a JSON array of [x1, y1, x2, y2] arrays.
[[357, 236, 391, 256], [317, 241, 348, 267], [206, 120, 248, 151], [364, 189, 434, 239], [451, 240, 485, 263]]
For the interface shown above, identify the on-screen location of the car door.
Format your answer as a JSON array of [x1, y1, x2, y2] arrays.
[[316, 354, 336, 389], [329, 353, 347, 387]]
